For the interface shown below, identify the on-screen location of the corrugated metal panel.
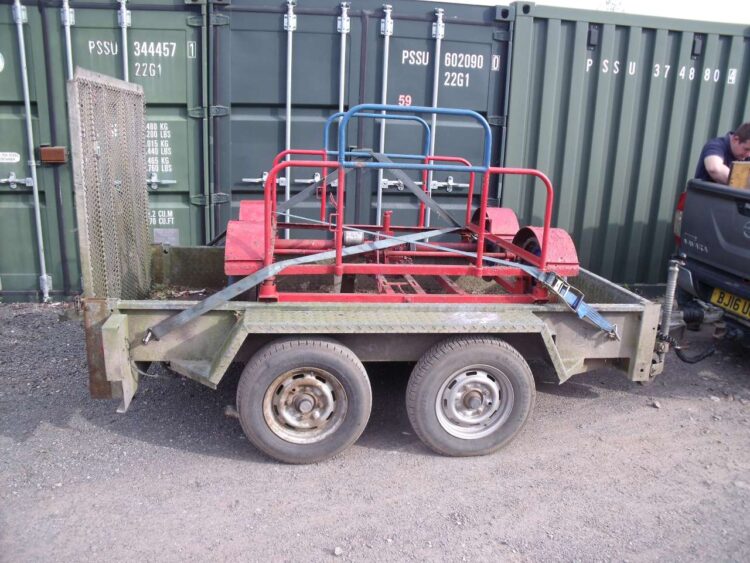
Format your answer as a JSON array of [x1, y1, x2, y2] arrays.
[[503, 2, 750, 284]]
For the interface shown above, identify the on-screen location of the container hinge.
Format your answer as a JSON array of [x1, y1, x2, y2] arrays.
[[60, 6, 75, 26], [487, 116, 506, 127], [691, 34, 705, 59], [380, 5, 393, 37], [188, 106, 229, 118], [190, 193, 230, 207], [187, 13, 228, 26], [210, 13, 229, 26], [492, 30, 509, 42], [13, 3, 28, 24], [587, 24, 600, 50]]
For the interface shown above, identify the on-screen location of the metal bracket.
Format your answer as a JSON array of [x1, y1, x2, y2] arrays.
[[60, 6, 75, 26], [241, 172, 288, 187], [0, 171, 33, 190], [13, 3, 27, 24], [294, 173, 322, 185], [190, 193, 231, 206], [284, 1, 297, 32], [380, 4, 393, 37], [337, 2, 350, 34], [492, 30, 510, 42], [118, 5, 131, 28], [381, 178, 425, 191], [487, 116, 507, 127], [432, 9, 445, 40], [431, 176, 469, 193], [210, 13, 229, 26], [146, 172, 177, 191]]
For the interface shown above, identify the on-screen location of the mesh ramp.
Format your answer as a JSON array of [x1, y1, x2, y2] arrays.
[[68, 68, 151, 299]]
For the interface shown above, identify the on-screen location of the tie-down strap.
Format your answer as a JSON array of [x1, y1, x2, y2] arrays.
[[143, 227, 459, 343]]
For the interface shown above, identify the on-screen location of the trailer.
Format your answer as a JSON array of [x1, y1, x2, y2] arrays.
[[71, 69, 666, 464]]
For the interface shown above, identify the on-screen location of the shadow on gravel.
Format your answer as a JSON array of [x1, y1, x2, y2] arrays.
[[81, 362, 423, 462]]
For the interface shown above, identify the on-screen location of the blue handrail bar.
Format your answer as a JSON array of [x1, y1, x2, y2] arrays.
[[323, 111, 431, 157], [337, 104, 492, 170]]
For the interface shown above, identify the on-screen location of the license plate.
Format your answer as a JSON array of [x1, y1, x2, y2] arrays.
[[710, 288, 750, 321]]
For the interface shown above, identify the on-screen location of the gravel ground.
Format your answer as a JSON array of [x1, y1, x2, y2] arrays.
[[1, 302, 748, 562]]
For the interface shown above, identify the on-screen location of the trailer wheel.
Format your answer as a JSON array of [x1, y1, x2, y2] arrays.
[[406, 336, 535, 457], [237, 338, 371, 464]]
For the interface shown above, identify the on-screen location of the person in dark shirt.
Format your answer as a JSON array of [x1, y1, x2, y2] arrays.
[[694, 122, 750, 184]]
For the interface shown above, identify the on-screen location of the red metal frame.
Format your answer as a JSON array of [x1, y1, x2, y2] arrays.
[[235, 148, 567, 304]]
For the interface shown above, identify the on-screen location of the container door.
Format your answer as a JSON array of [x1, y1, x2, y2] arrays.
[[214, 1, 358, 237], [369, 4, 512, 228], [0, 5, 64, 301], [69, 0, 206, 246]]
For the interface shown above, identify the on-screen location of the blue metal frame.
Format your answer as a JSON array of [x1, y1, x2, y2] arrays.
[[323, 111, 431, 157], [336, 104, 493, 174]]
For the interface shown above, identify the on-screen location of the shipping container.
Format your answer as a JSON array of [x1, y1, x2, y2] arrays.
[[503, 3, 750, 284], [1, 0, 749, 301]]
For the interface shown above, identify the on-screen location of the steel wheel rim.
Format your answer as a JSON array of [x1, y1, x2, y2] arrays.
[[263, 367, 348, 444], [435, 364, 514, 439]]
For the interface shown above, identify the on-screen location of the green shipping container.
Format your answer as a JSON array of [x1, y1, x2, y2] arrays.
[[503, 2, 750, 284], [1, 0, 749, 301], [0, 0, 207, 301]]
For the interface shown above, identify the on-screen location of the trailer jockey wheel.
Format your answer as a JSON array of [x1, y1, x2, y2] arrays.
[[236, 338, 372, 464], [405, 336, 535, 457]]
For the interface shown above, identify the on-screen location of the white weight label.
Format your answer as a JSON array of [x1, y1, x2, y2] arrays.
[[0, 152, 21, 164]]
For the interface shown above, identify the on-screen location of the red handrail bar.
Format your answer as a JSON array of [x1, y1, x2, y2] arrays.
[[487, 167, 554, 270], [264, 159, 341, 267], [271, 149, 329, 221]]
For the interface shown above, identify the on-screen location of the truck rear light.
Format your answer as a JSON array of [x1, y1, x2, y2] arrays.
[[673, 191, 687, 245]]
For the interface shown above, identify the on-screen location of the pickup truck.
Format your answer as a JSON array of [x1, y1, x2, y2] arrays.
[[675, 179, 750, 341]]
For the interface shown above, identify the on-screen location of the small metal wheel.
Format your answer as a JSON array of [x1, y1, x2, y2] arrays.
[[237, 338, 371, 464], [406, 336, 535, 457]]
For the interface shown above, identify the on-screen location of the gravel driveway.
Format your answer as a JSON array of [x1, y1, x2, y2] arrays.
[[1, 303, 748, 561]]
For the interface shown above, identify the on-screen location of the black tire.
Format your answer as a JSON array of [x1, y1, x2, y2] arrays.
[[237, 338, 372, 464], [406, 336, 535, 457]]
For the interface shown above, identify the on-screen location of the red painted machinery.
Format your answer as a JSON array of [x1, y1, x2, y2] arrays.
[[224, 104, 579, 306]]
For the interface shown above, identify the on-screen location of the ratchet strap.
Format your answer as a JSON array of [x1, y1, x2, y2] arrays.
[[144, 226, 459, 343], [281, 214, 621, 340]]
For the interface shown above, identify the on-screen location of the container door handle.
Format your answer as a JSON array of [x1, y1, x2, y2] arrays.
[[0, 171, 33, 190]]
